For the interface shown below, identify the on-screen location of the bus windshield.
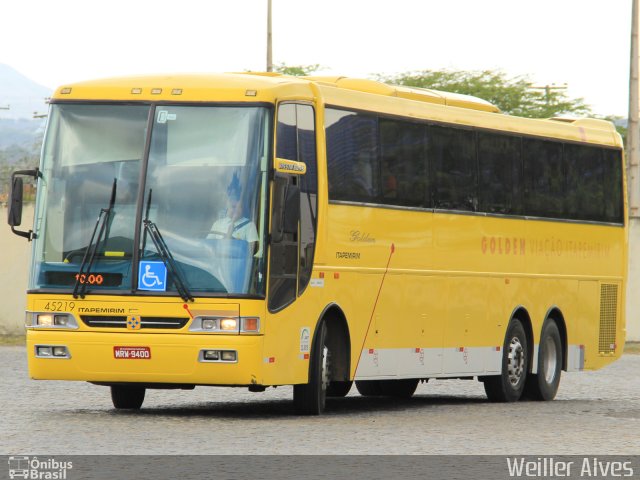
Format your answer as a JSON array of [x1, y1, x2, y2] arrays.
[[31, 103, 271, 297]]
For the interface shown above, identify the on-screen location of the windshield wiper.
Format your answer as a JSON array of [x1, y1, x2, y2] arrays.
[[73, 178, 117, 299], [142, 189, 194, 302]]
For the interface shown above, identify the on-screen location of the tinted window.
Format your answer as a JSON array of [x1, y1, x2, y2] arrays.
[[523, 138, 564, 218], [380, 118, 429, 207], [603, 148, 624, 223], [276, 104, 297, 161], [296, 105, 317, 293], [564, 144, 604, 221], [270, 103, 318, 310], [478, 132, 522, 215], [429, 125, 477, 211], [326, 109, 379, 202]]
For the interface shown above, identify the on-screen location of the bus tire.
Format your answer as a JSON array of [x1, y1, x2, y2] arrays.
[[111, 385, 145, 409], [379, 379, 419, 398], [327, 380, 353, 397], [355, 380, 383, 396], [293, 321, 330, 415], [524, 320, 562, 401], [483, 318, 528, 402]]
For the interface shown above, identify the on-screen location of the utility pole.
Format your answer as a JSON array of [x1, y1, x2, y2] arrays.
[[266, 0, 273, 72], [629, 0, 640, 218], [529, 83, 568, 106]]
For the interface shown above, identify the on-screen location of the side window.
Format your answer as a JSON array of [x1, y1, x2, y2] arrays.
[[275, 104, 297, 161], [478, 132, 522, 215], [564, 143, 604, 221], [296, 105, 317, 294], [269, 103, 318, 312], [380, 118, 429, 208], [523, 138, 564, 219], [326, 109, 379, 202], [603, 148, 624, 224], [429, 125, 477, 211]]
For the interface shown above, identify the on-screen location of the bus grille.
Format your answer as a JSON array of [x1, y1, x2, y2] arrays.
[[598, 284, 618, 354], [80, 316, 189, 329]]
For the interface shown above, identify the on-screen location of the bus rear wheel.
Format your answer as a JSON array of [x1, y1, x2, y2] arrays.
[[293, 322, 330, 415], [379, 379, 419, 398], [111, 385, 145, 409], [483, 318, 529, 402], [524, 320, 562, 401], [355, 380, 383, 396]]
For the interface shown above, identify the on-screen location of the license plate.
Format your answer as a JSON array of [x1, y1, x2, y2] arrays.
[[113, 346, 151, 359]]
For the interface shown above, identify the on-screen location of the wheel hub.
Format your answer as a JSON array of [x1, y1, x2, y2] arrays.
[[543, 335, 558, 384], [507, 337, 525, 386], [321, 346, 330, 392]]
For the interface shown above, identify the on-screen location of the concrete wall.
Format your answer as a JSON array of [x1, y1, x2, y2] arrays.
[[1, 204, 638, 340], [626, 218, 640, 341], [0, 204, 33, 335]]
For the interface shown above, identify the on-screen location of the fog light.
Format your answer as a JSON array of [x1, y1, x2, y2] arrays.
[[37, 314, 54, 326], [203, 350, 219, 361], [220, 318, 238, 331], [36, 346, 52, 357], [53, 346, 68, 357], [221, 351, 237, 362], [202, 319, 216, 330]]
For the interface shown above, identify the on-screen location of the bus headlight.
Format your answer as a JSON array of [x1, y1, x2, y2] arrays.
[[219, 318, 238, 331], [194, 317, 238, 333], [191, 316, 259, 334], [26, 312, 79, 329]]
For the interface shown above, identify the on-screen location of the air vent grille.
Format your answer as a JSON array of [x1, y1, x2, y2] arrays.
[[598, 284, 618, 354]]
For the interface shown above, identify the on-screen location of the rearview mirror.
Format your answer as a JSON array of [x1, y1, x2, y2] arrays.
[[8, 176, 23, 227], [8, 168, 40, 241]]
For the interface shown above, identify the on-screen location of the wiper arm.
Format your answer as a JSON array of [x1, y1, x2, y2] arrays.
[[73, 178, 117, 299], [142, 190, 194, 302]]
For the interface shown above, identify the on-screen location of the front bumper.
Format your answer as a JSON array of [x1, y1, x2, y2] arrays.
[[27, 330, 265, 386]]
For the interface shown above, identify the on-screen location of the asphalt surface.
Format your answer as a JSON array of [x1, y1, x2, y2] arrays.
[[1, 346, 638, 455]]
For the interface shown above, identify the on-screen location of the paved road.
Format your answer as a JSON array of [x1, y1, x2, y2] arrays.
[[1, 346, 638, 455]]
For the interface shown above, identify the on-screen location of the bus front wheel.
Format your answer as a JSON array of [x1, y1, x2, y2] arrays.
[[293, 321, 330, 415], [483, 318, 529, 402], [523, 320, 562, 401], [110, 385, 146, 409]]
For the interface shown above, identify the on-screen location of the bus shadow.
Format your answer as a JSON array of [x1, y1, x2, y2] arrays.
[[107, 393, 490, 420]]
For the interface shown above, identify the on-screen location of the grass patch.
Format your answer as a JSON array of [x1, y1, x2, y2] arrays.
[[625, 342, 640, 354], [0, 335, 26, 346]]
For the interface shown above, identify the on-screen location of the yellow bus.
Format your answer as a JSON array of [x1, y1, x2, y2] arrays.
[[8, 73, 626, 414]]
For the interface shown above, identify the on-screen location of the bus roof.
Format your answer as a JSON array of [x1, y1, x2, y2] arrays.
[[51, 72, 622, 148]]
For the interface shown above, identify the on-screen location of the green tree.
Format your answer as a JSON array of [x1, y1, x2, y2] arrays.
[[375, 69, 591, 119], [274, 63, 322, 76]]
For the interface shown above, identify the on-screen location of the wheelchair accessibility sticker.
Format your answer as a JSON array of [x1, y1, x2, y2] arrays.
[[138, 261, 167, 291]]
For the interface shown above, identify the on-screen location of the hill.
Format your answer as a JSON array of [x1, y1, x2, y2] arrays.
[[0, 64, 51, 119]]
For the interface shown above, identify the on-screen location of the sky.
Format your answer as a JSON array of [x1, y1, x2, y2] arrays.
[[0, 0, 633, 117]]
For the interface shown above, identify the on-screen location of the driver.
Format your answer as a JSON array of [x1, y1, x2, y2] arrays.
[[208, 175, 259, 246]]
